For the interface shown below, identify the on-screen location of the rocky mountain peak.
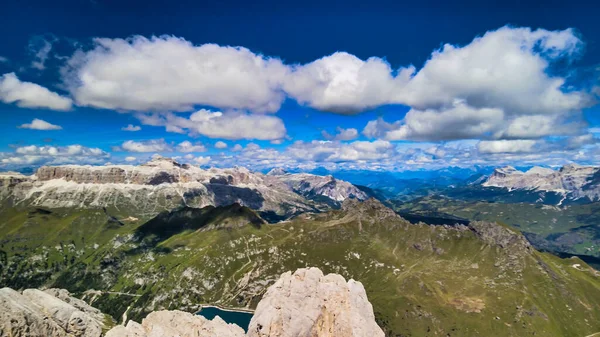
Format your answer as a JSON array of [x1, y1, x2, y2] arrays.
[[526, 166, 555, 176], [141, 156, 185, 169], [491, 166, 520, 177], [266, 167, 288, 176], [468, 221, 531, 251], [341, 198, 400, 222]]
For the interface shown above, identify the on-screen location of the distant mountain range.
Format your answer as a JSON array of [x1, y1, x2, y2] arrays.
[[482, 164, 600, 204], [0, 157, 370, 220]]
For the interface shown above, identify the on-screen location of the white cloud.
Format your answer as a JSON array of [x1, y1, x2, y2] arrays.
[[322, 127, 359, 141], [15, 144, 106, 156], [125, 156, 137, 162], [232, 144, 243, 151], [397, 27, 587, 114], [0, 73, 73, 111], [214, 141, 228, 149], [30, 39, 53, 70], [121, 124, 141, 131], [135, 109, 286, 140], [0, 56, 7, 63], [287, 140, 395, 162], [385, 101, 505, 141], [119, 139, 172, 152], [1, 144, 110, 169], [284, 52, 411, 114], [18, 118, 62, 130], [193, 156, 211, 165], [63, 36, 288, 113], [477, 140, 539, 153], [176, 140, 206, 152], [360, 27, 593, 142]]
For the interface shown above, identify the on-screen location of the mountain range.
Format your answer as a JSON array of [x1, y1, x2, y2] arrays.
[[0, 157, 369, 221]]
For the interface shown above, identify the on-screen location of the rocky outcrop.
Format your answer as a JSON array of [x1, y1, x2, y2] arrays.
[[0, 287, 107, 337], [482, 164, 600, 202], [247, 268, 384, 337], [0, 158, 369, 218], [468, 221, 532, 251], [105, 310, 245, 337], [106, 268, 384, 337]]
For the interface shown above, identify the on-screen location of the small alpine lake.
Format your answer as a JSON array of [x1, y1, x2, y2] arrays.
[[197, 306, 254, 332]]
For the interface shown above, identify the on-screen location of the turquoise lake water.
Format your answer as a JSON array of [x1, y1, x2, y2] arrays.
[[197, 306, 253, 332]]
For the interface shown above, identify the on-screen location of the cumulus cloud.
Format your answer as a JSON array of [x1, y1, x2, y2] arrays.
[[284, 52, 412, 113], [119, 139, 172, 152], [397, 27, 587, 113], [18, 118, 62, 130], [322, 127, 359, 141], [121, 124, 141, 131], [192, 156, 211, 165], [125, 156, 137, 162], [286, 140, 395, 162], [63, 36, 288, 113], [477, 140, 539, 153], [15, 144, 106, 156], [361, 27, 593, 143], [0, 144, 110, 169], [0, 73, 73, 111], [385, 101, 505, 141], [135, 109, 286, 140], [176, 140, 206, 152], [214, 141, 228, 149]]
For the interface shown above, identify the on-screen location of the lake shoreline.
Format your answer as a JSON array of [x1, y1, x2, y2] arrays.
[[196, 304, 255, 315]]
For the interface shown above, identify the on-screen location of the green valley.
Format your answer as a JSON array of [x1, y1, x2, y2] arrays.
[[2, 199, 600, 336]]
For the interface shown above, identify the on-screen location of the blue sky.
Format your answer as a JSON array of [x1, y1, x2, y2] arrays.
[[0, 0, 599, 172]]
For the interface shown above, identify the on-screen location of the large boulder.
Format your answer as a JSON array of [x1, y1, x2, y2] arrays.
[[247, 267, 385, 337]]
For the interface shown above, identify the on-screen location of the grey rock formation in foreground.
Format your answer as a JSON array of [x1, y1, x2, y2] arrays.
[[0, 287, 107, 337], [106, 267, 384, 337], [247, 267, 385, 337]]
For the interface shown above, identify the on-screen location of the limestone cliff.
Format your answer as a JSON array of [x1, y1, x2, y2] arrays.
[[247, 268, 384, 337], [0, 287, 109, 337]]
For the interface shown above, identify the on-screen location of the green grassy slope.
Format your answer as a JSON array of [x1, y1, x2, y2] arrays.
[[392, 196, 600, 258], [1, 200, 600, 336]]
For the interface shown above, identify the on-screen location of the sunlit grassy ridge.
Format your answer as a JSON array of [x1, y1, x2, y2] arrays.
[[1, 199, 600, 336]]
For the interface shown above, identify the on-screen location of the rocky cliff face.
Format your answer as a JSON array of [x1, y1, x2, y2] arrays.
[[247, 268, 384, 337], [0, 287, 109, 337], [105, 268, 384, 337], [0, 157, 369, 218], [482, 164, 600, 201]]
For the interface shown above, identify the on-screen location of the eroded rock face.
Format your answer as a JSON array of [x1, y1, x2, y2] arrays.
[[0, 287, 105, 337], [105, 310, 245, 337], [247, 268, 385, 337]]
